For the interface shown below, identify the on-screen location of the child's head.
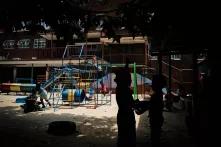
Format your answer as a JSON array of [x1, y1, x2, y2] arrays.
[[114, 67, 131, 87]]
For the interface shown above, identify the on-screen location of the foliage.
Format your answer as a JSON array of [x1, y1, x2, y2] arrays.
[[0, 0, 208, 50]]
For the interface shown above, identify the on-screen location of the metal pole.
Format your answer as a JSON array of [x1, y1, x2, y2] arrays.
[[168, 52, 172, 93], [158, 53, 162, 75], [133, 62, 138, 100]]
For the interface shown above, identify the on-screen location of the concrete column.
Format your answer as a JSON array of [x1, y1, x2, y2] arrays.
[[192, 52, 199, 118], [31, 64, 34, 83], [13, 67, 17, 83], [144, 41, 148, 66], [46, 64, 49, 81], [158, 53, 162, 75]]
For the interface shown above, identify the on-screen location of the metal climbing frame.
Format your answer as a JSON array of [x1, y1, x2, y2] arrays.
[[46, 42, 112, 110], [134, 65, 154, 100]]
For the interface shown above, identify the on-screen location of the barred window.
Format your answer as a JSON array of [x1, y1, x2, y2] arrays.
[[33, 38, 46, 48], [198, 52, 207, 60], [148, 51, 157, 60], [3, 40, 15, 49], [149, 55, 158, 60], [17, 39, 31, 48], [171, 54, 181, 60]]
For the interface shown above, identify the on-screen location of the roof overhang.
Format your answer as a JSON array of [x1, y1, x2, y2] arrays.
[[40, 31, 102, 40], [100, 36, 148, 44]]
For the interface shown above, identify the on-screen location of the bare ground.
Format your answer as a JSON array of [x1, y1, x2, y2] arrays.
[[0, 93, 196, 147]]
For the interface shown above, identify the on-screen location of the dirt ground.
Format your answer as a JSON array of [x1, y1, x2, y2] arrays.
[[0, 93, 196, 147]]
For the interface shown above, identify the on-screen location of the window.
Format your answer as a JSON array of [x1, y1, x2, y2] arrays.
[[171, 54, 181, 60], [33, 38, 46, 48], [3, 40, 15, 49], [148, 49, 157, 60], [17, 39, 31, 48], [149, 55, 158, 60], [198, 52, 207, 60]]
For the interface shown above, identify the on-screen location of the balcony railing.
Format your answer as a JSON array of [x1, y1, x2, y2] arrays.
[[0, 44, 103, 61], [0, 47, 66, 60]]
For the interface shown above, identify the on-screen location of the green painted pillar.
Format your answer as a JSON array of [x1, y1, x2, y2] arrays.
[[133, 62, 138, 100]]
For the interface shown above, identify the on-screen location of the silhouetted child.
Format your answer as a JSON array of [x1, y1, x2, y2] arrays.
[[92, 55, 103, 79], [164, 93, 173, 111], [23, 89, 41, 113], [149, 74, 166, 147], [114, 59, 136, 147], [177, 84, 186, 108]]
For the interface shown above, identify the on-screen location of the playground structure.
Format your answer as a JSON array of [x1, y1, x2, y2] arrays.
[[40, 43, 112, 110], [135, 65, 155, 99], [0, 42, 154, 110]]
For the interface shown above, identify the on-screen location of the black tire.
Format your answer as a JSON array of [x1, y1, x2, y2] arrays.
[[48, 121, 76, 136]]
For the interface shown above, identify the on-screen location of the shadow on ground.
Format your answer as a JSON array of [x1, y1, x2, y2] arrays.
[[0, 106, 117, 147], [0, 95, 197, 147], [136, 109, 196, 147]]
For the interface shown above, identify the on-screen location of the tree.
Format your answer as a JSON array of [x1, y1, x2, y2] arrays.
[[0, 0, 208, 50]]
